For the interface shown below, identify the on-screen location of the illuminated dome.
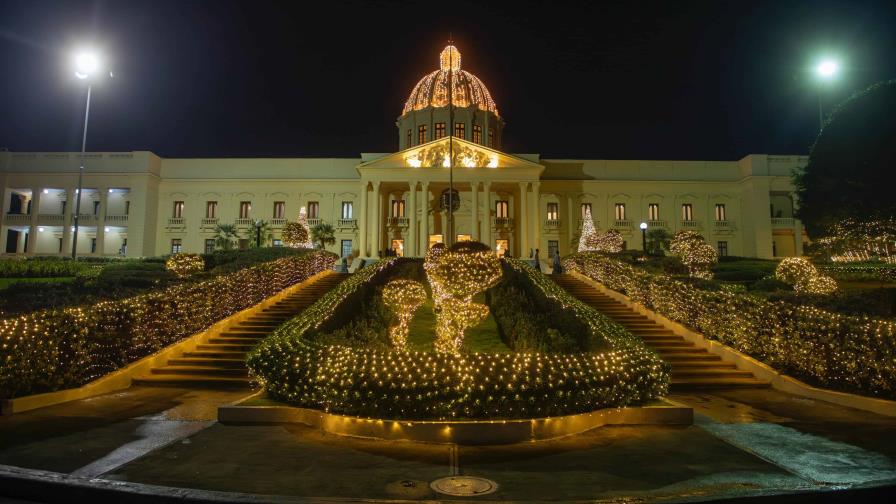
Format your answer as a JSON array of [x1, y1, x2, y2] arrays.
[[403, 46, 498, 116]]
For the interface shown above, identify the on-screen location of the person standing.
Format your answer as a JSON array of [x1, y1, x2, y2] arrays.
[[534, 248, 541, 272], [552, 251, 563, 274]]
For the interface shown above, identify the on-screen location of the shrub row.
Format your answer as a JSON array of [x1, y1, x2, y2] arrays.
[[817, 264, 896, 283], [563, 252, 896, 398], [0, 258, 90, 278], [0, 250, 336, 398], [248, 258, 669, 420]]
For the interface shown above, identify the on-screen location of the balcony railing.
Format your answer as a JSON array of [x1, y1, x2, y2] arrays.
[[308, 218, 322, 227], [167, 217, 185, 227], [544, 219, 561, 229], [387, 217, 409, 227], [714, 220, 732, 228], [270, 218, 287, 227], [337, 218, 357, 228], [3, 214, 31, 225], [647, 220, 667, 228], [234, 218, 254, 227], [493, 217, 513, 228], [37, 214, 65, 224], [680, 220, 700, 228], [76, 214, 98, 224], [201, 217, 219, 227], [105, 214, 129, 223], [771, 217, 795, 228], [612, 219, 631, 228]]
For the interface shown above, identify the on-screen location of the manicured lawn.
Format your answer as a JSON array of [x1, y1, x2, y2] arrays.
[[407, 295, 510, 353], [0, 276, 76, 290]]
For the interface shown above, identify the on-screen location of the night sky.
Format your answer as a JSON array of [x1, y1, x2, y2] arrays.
[[1, 0, 895, 160]]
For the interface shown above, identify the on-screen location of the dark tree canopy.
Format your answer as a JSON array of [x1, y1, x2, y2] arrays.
[[795, 81, 896, 236]]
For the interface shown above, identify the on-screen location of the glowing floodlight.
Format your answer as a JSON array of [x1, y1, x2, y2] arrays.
[[816, 59, 838, 79], [74, 50, 101, 79]]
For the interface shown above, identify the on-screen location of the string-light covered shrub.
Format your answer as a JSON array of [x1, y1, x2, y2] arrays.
[[165, 253, 205, 277], [813, 218, 896, 264], [563, 252, 896, 398], [426, 242, 503, 353], [0, 250, 336, 399], [775, 257, 837, 295], [578, 206, 600, 252], [247, 257, 669, 420], [669, 231, 717, 279], [817, 264, 896, 283], [593, 230, 624, 253], [281, 221, 311, 249], [382, 279, 427, 349]]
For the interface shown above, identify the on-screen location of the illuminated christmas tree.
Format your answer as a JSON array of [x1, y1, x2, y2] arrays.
[[283, 207, 313, 248], [578, 206, 598, 252]]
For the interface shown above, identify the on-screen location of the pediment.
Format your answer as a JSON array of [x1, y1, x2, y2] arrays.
[[358, 137, 543, 171]]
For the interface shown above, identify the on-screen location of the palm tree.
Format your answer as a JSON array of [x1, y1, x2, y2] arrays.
[[243, 220, 273, 247], [214, 223, 239, 251], [311, 222, 336, 251]]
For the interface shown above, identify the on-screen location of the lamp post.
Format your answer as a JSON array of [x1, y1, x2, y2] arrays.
[[815, 59, 839, 131], [640, 222, 648, 255], [254, 219, 262, 248], [71, 50, 102, 259]]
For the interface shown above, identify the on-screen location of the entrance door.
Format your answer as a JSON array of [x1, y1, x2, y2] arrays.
[[390, 239, 404, 257], [341, 239, 352, 258], [5, 230, 18, 253]]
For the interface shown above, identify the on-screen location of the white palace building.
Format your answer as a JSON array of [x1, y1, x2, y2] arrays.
[[1, 46, 807, 261]]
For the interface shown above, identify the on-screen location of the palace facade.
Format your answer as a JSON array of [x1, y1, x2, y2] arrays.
[[1, 46, 807, 261]]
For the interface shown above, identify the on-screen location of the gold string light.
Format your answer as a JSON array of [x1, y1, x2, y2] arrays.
[[165, 253, 205, 277], [382, 279, 427, 349], [669, 231, 717, 279]]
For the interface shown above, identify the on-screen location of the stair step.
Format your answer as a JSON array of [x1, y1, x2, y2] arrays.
[[168, 357, 246, 368], [197, 343, 256, 352], [645, 341, 695, 349], [659, 354, 724, 362], [670, 378, 770, 390], [132, 374, 252, 388], [151, 366, 249, 377], [208, 337, 265, 345], [183, 350, 249, 359], [671, 368, 755, 378], [667, 361, 737, 369]]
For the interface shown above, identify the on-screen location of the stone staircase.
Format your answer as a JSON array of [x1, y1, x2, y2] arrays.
[[133, 271, 347, 389], [551, 274, 769, 391]]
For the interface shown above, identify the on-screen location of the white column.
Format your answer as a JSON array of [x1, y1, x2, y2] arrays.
[[408, 181, 417, 256], [358, 181, 368, 257], [97, 187, 108, 255], [483, 181, 492, 249], [373, 181, 382, 257], [421, 182, 430, 252], [470, 181, 479, 242], [518, 182, 528, 256], [27, 188, 40, 255], [531, 181, 541, 257]]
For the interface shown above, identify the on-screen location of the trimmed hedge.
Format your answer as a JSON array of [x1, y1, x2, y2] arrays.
[[0, 258, 90, 278], [0, 250, 336, 398], [563, 252, 896, 398], [248, 258, 669, 420]]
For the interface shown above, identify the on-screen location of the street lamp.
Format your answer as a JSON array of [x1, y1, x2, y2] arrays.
[[640, 222, 648, 254], [254, 219, 263, 248], [71, 49, 102, 259], [814, 58, 839, 131]]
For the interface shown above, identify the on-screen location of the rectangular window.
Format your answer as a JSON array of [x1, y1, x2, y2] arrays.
[[472, 124, 482, 144], [204, 238, 215, 254], [173, 201, 184, 218], [434, 122, 446, 139], [454, 122, 465, 139], [91, 237, 97, 253], [548, 240, 559, 259], [341, 201, 353, 219], [715, 203, 727, 221], [239, 201, 251, 219], [648, 203, 660, 221], [307, 201, 319, 219], [495, 200, 509, 218], [487, 129, 494, 147], [580, 203, 592, 218], [718, 241, 729, 257], [273, 201, 285, 219], [273, 239, 283, 247], [391, 200, 406, 218], [206, 201, 217, 218], [93, 200, 100, 215], [418, 125, 427, 144], [171, 238, 182, 254], [682, 203, 693, 221], [546, 202, 559, 220], [406, 129, 412, 147], [614, 203, 626, 221]]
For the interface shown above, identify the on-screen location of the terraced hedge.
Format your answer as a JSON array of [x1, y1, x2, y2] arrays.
[[248, 258, 669, 420], [563, 252, 896, 398], [0, 250, 336, 398]]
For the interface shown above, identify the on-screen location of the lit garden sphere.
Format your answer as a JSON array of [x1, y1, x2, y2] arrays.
[[640, 222, 648, 230], [816, 60, 838, 79]]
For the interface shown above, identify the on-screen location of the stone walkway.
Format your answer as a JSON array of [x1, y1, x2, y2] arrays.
[[2, 385, 895, 502]]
